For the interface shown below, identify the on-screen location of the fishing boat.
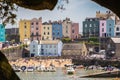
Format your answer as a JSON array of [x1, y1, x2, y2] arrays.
[[66, 67, 75, 74]]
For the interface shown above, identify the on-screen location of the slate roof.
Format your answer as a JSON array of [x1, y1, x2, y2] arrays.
[[62, 43, 83, 50], [111, 38, 120, 43]]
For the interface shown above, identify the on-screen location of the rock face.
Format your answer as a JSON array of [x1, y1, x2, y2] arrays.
[[12, 0, 120, 17], [0, 51, 20, 80], [92, 0, 120, 18], [13, 0, 58, 10]]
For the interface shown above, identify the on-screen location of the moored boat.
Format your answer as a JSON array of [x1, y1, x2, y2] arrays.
[[27, 66, 34, 72], [66, 67, 75, 74]]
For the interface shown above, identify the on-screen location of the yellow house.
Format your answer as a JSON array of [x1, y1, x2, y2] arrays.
[[19, 19, 31, 43], [42, 22, 52, 40]]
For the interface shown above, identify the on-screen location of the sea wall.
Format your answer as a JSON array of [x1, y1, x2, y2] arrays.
[[1, 46, 23, 60]]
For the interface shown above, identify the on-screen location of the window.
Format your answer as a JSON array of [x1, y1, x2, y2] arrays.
[[102, 28, 104, 32], [90, 24, 92, 27], [36, 27, 38, 30], [31, 33, 34, 36], [31, 22, 33, 25], [109, 28, 111, 32], [33, 45, 35, 48], [44, 32, 46, 35], [25, 34, 27, 37], [48, 27, 49, 30], [48, 32, 49, 35], [109, 24, 111, 26], [57, 32, 59, 35], [66, 30, 68, 33], [24, 26, 26, 28], [36, 32, 39, 35], [72, 30, 74, 33], [85, 24, 87, 27], [102, 23, 104, 26], [44, 27, 45, 29], [24, 22, 26, 25], [36, 22, 38, 25], [116, 27, 119, 31], [53, 33, 55, 35], [33, 49, 35, 52]]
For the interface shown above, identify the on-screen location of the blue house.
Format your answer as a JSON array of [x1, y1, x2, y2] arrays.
[[52, 22, 63, 40], [106, 19, 115, 37], [83, 18, 100, 38], [0, 24, 5, 42]]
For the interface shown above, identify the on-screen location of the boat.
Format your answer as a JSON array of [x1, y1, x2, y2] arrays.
[[48, 66, 56, 72], [37, 65, 45, 72], [21, 66, 27, 72], [66, 67, 75, 74], [12, 66, 21, 72], [27, 66, 34, 72]]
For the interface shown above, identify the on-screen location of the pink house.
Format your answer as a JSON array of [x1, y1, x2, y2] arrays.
[[31, 17, 42, 41], [100, 20, 106, 37], [71, 23, 79, 40]]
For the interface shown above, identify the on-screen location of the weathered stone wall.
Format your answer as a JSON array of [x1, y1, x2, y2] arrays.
[[1, 47, 23, 60]]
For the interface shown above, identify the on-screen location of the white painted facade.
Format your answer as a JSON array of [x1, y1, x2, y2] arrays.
[[115, 24, 120, 37], [30, 40, 39, 56], [39, 40, 63, 56], [30, 40, 63, 57]]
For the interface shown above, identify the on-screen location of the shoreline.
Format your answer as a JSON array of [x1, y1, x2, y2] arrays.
[[9, 58, 72, 68]]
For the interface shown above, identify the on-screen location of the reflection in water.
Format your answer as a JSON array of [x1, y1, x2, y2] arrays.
[[16, 68, 119, 80]]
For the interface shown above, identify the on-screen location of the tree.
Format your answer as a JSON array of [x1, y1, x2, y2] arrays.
[[0, 0, 17, 25]]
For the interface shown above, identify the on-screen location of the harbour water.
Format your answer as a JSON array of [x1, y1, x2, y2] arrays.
[[16, 68, 119, 80]]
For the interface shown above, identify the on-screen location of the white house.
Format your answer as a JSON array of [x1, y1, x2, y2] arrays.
[[30, 40, 63, 57], [39, 40, 63, 56], [115, 21, 120, 37], [30, 40, 39, 57]]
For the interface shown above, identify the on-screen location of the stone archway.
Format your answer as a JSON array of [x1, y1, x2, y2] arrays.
[[0, 0, 120, 80]]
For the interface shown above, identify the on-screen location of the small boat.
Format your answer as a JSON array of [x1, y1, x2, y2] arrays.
[[37, 65, 45, 72], [13, 67, 21, 72], [21, 66, 27, 72], [67, 67, 75, 74], [27, 66, 34, 72], [48, 66, 56, 72]]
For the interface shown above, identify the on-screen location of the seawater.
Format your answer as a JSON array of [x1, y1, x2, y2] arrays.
[[16, 68, 119, 80]]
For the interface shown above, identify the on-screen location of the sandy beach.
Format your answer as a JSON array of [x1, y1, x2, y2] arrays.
[[9, 58, 72, 68]]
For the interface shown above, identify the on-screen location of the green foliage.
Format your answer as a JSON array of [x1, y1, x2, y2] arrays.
[[6, 34, 20, 43], [0, 0, 17, 26], [88, 37, 99, 43], [62, 37, 72, 43]]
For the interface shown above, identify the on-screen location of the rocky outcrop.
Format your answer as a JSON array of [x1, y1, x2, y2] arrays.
[[0, 51, 20, 80]]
